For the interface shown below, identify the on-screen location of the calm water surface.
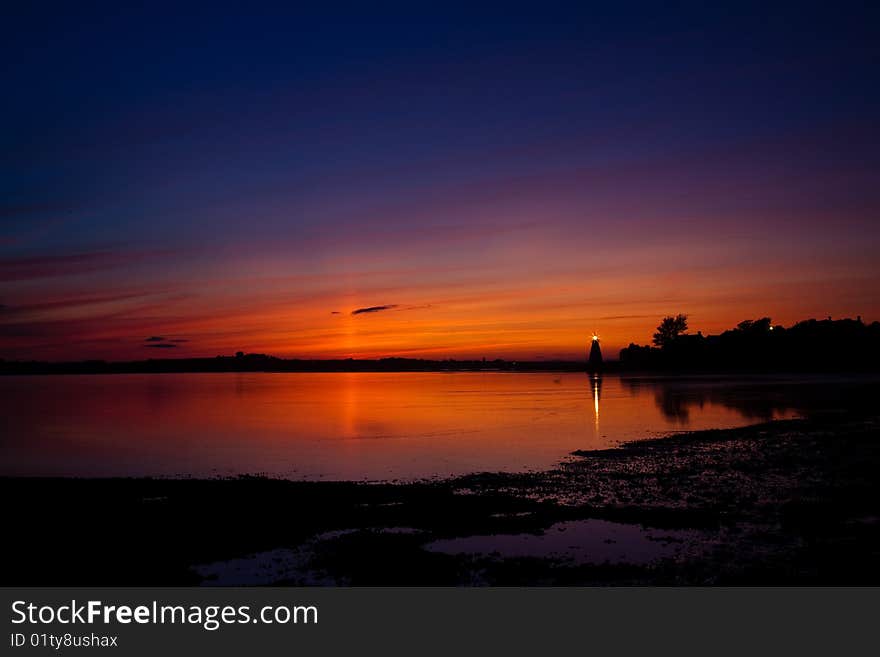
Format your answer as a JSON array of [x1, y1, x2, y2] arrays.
[[0, 372, 828, 480]]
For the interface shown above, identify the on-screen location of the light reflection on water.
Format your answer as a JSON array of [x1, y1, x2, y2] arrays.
[[0, 371, 828, 481]]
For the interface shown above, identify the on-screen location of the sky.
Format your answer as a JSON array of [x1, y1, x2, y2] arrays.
[[2, 2, 879, 361]]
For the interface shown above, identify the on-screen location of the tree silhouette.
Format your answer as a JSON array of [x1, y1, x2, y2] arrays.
[[653, 314, 689, 348], [736, 317, 772, 334]]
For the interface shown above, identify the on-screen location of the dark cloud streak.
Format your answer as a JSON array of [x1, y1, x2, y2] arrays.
[[145, 336, 188, 346], [351, 304, 398, 316]]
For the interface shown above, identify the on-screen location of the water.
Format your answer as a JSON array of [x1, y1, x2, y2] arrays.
[[0, 371, 846, 481], [424, 519, 702, 565]]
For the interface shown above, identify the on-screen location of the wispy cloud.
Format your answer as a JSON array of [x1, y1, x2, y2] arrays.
[[598, 314, 659, 321], [0, 292, 152, 317], [144, 336, 188, 347], [351, 304, 398, 316], [0, 250, 173, 282]]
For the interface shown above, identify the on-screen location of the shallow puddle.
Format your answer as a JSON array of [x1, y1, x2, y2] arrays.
[[424, 519, 700, 565]]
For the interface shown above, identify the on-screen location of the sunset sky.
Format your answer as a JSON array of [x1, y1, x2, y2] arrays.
[[2, 3, 879, 361]]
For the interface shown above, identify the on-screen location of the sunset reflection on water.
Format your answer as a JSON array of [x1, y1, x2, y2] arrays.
[[1, 372, 801, 481]]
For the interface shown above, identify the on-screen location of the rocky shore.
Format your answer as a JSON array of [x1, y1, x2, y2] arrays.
[[3, 411, 878, 585]]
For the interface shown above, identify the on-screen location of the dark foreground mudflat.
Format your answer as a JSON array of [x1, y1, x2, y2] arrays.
[[3, 411, 879, 585]]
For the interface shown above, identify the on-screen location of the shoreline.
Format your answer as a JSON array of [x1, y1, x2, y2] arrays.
[[4, 368, 880, 378], [3, 409, 879, 585]]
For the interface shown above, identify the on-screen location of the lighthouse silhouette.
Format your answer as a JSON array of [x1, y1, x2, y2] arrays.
[[588, 334, 603, 371]]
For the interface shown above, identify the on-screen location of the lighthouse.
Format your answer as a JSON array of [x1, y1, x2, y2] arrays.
[[588, 334, 603, 371]]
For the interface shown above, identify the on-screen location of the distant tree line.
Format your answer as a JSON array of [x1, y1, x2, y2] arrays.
[[620, 315, 880, 372], [4, 315, 879, 375]]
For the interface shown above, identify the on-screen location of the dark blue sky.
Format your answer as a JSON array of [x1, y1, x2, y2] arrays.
[[2, 2, 879, 359]]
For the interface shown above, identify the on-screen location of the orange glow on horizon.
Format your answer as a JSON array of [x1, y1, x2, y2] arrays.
[[1, 224, 878, 362]]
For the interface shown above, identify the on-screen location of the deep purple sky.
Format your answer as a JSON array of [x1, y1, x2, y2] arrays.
[[2, 2, 879, 360]]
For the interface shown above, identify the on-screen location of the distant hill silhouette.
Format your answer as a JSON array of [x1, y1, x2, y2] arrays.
[[620, 316, 880, 372], [0, 354, 590, 375]]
